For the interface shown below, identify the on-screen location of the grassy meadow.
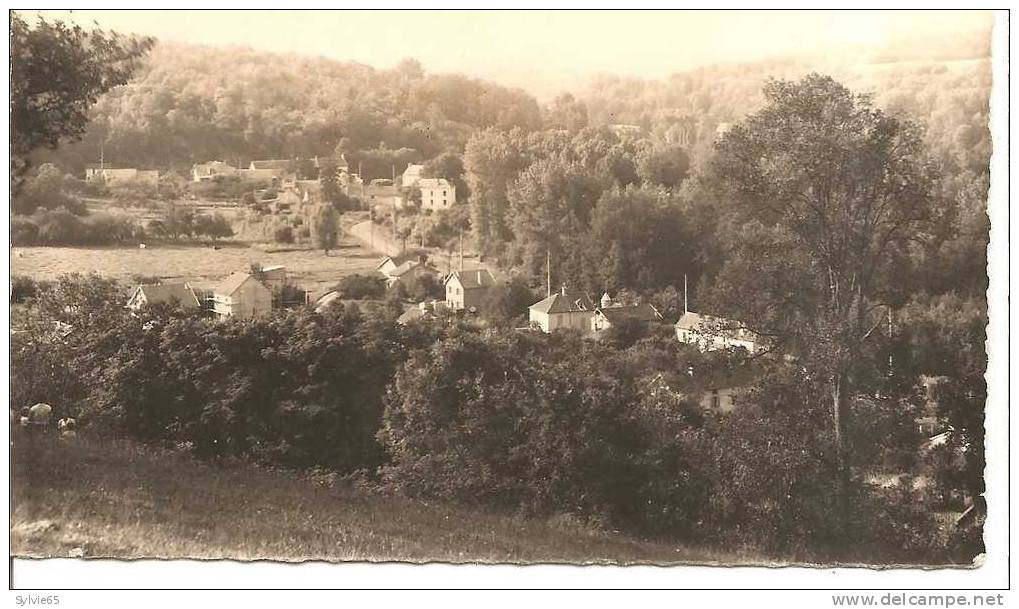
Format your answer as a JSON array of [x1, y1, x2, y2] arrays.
[[11, 238, 379, 298], [10, 435, 731, 564]]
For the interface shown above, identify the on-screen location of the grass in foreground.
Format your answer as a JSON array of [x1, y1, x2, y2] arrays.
[[11, 434, 734, 564]]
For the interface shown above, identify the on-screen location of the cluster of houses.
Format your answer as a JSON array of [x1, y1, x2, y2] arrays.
[[355, 163, 457, 212], [126, 265, 302, 319], [189, 157, 457, 214]]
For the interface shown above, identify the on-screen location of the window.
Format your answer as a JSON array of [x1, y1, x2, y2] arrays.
[[443, 190, 447, 196]]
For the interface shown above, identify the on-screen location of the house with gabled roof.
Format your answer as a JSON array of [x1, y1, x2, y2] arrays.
[[591, 293, 664, 332], [675, 311, 762, 353], [376, 250, 440, 286], [192, 161, 238, 182], [211, 272, 272, 319], [401, 164, 424, 188], [528, 286, 595, 333], [444, 268, 497, 311], [126, 283, 202, 311]]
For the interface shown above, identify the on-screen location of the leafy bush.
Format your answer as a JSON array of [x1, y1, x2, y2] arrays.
[[13, 209, 143, 246], [380, 331, 646, 523], [333, 274, 387, 300]]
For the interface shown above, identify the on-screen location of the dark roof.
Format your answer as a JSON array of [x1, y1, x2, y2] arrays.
[[376, 249, 430, 269], [390, 260, 439, 277], [529, 288, 594, 314], [132, 283, 200, 308], [597, 303, 663, 324], [445, 268, 496, 290]]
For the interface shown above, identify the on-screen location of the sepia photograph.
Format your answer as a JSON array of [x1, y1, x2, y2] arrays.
[[6, 7, 1008, 595]]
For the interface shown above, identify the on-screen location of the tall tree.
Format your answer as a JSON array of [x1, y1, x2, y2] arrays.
[[708, 74, 940, 518], [312, 203, 339, 255], [10, 13, 153, 188]]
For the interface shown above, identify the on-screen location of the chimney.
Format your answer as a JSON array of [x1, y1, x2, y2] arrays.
[[561, 285, 567, 296], [477, 270, 482, 284]]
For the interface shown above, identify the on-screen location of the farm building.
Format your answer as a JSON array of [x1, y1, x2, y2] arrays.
[[376, 251, 440, 286], [528, 286, 595, 333], [591, 293, 664, 332], [126, 283, 201, 311], [675, 311, 762, 353], [444, 268, 497, 311], [210, 272, 272, 319]]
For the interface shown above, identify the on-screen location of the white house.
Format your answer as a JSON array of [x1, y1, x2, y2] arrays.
[[675, 311, 762, 353], [528, 287, 595, 333], [211, 272, 272, 319], [401, 164, 424, 188], [417, 178, 456, 211], [444, 268, 497, 311]]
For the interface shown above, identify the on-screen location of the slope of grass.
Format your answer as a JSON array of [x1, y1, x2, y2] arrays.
[[11, 435, 731, 564]]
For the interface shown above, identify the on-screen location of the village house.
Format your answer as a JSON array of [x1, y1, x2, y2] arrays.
[[126, 283, 202, 311], [444, 268, 497, 311], [376, 251, 440, 286], [418, 178, 456, 211], [675, 311, 762, 353], [191, 161, 238, 182], [85, 166, 159, 187], [401, 163, 424, 188], [210, 272, 272, 319], [591, 292, 664, 332], [397, 300, 450, 325], [528, 286, 595, 333]]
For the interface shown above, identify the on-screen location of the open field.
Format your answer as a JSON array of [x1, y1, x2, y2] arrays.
[[11, 238, 380, 298], [10, 435, 733, 564]]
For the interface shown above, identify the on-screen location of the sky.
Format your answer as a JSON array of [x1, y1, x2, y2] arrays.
[[29, 10, 994, 96]]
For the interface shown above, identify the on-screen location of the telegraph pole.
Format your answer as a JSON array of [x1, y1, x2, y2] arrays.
[[684, 274, 688, 314], [546, 250, 551, 298]]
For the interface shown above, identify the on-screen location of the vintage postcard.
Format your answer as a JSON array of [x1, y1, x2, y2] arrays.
[[8, 8, 1006, 594]]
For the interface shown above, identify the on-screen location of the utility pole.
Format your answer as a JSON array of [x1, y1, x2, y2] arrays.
[[684, 274, 688, 314], [546, 250, 551, 298], [458, 229, 464, 271], [888, 306, 894, 377]]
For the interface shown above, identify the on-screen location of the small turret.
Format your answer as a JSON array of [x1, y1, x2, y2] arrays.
[[600, 292, 612, 309]]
